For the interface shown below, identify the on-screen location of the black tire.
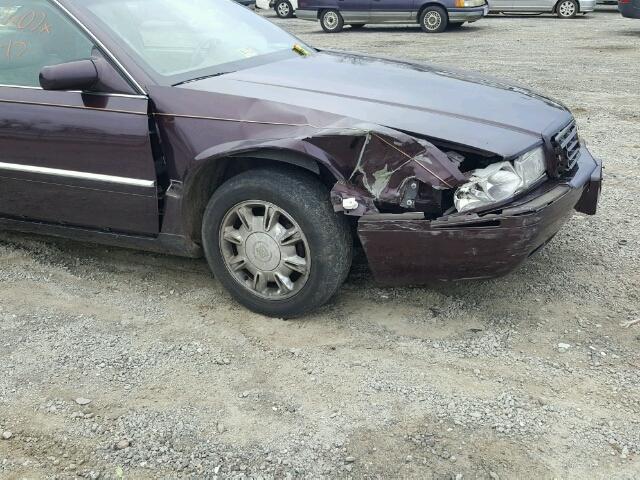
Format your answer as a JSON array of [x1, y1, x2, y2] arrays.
[[275, 0, 293, 18], [556, 0, 578, 17], [448, 21, 465, 29], [202, 167, 353, 318], [419, 6, 448, 33], [320, 9, 344, 32], [349, 23, 366, 29]]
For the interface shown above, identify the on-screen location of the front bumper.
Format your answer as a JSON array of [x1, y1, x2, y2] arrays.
[[358, 145, 602, 285], [448, 5, 488, 22]]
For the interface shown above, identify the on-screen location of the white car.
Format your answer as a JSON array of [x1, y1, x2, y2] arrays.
[[256, 0, 298, 17], [489, 0, 596, 16]]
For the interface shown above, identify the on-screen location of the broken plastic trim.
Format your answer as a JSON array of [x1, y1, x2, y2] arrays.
[[327, 125, 466, 216]]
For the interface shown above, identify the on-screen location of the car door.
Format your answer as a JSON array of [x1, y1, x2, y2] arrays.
[[509, 0, 552, 11], [337, 0, 372, 23], [371, 0, 413, 21], [0, 0, 159, 235], [487, 0, 515, 11]]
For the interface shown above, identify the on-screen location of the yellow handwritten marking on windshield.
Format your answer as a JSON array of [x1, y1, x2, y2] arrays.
[[292, 44, 309, 57], [0, 39, 28, 59], [6, 10, 51, 33]]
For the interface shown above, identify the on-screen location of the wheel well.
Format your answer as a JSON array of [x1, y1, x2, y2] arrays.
[[317, 7, 340, 19], [182, 156, 338, 243], [417, 2, 449, 22], [554, 0, 579, 12]]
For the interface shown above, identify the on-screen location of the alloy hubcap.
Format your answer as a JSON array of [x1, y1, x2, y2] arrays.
[[219, 201, 311, 300], [277, 2, 290, 16], [424, 11, 442, 30], [324, 12, 339, 28], [559, 1, 575, 16]]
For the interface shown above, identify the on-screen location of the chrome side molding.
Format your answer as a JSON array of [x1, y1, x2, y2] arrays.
[[0, 162, 156, 188]]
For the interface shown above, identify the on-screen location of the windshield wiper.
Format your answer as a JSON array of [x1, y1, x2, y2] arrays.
[[174, 71, 234, 86]]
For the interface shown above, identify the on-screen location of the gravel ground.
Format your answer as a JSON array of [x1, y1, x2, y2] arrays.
[[1, 7, 640, 480]]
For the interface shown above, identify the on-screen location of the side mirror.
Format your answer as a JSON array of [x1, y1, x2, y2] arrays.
[[39, 59, 99, 91]]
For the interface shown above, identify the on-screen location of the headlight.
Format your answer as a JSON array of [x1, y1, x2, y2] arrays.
[[514, 147, 546, 186], [455, 0, 486, 7], [454, 147, 547, 213]]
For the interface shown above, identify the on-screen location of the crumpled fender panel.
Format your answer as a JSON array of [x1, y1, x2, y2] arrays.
[[319, 126, 466, 215], [189, 121, 468, 217], [187, 123, 467, 217], [148, 86, 467, 236]]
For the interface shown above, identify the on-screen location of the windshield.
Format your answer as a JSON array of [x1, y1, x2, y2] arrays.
[[67, 0, 311, 85]]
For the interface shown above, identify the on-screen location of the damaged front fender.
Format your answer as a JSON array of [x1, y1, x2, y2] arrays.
[[310, 125, 467, 216], [187, 120, 468, 218], [149, 85, 469, 235], [331, 127, 466, 215]]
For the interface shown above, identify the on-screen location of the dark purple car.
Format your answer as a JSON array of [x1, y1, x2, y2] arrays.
[[619, 0, 640, 17], [0, 0, 601, 317], [295, 0, 488, 33]]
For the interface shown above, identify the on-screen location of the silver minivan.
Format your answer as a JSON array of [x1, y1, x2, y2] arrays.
[[489, 0, 596, 17]]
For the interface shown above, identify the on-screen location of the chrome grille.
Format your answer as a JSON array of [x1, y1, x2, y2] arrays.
[[553, 121, 581, 173]]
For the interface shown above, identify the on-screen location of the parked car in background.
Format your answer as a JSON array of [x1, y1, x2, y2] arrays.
[[619, 0, 640, 17], [296, 0, 489, 32], [235, 0, 256, 6], [257, 0, 298, 17], [488, 0, 595, 17]]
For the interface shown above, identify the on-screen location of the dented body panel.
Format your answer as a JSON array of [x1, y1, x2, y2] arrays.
[[147, 49, 582, 243], [358, 147, 602, 285], [148, 82, 468, 230]]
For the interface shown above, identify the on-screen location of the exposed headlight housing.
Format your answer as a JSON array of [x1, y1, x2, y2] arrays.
[[454, 147, 547, 213], [455, 0, 486, 7], [514, 147, 546, 186]]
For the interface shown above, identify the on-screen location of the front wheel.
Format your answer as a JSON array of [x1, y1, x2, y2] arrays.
[[420, 6, 448, 33], [275, 0, 293, 18], [320, 9, 345, 32], [556, 0, 578, 18], [202, 168, 353, 318]]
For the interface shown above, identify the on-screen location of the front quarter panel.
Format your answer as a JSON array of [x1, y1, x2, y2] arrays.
[[147, 86, 466, 238]]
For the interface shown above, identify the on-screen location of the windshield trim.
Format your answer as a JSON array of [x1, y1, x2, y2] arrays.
[[50, 0, 147, 95]]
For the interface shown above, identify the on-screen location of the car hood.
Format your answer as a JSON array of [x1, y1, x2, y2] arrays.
[[179, 51, 573, 158]]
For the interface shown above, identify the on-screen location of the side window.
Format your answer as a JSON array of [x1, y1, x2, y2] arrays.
[[0, 0, 94, 87]]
